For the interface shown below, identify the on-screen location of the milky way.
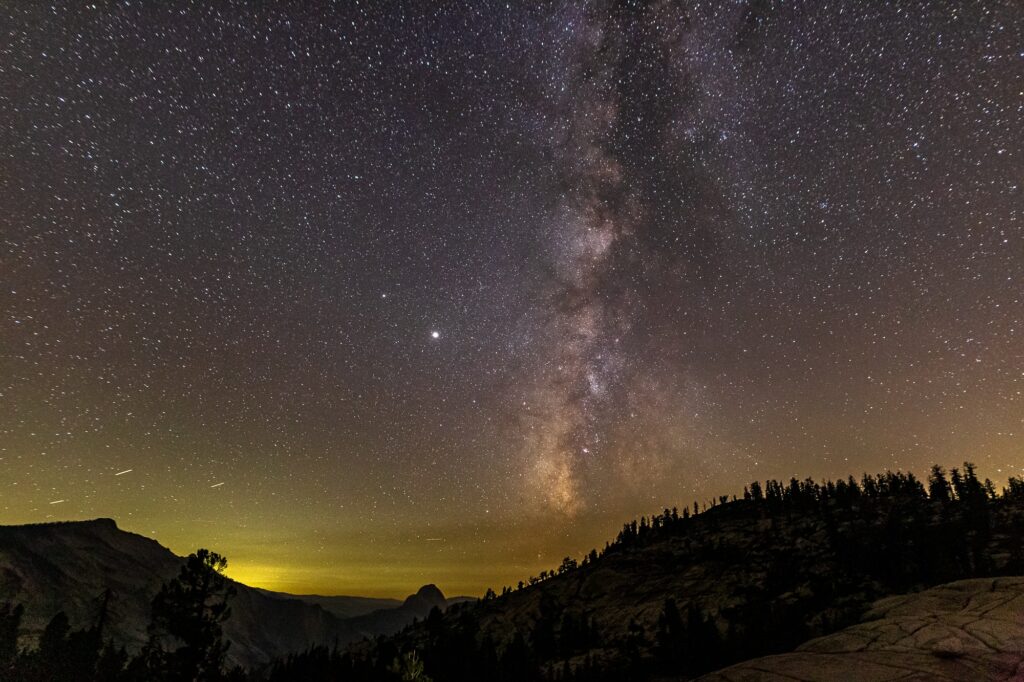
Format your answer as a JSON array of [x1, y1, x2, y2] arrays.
[[2, 1, 1021, 596], [521, 1, 796, 514]]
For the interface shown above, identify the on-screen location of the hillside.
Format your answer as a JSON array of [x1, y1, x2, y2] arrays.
[[291, 466, 1024, 681], [0, 519, 458, 670]]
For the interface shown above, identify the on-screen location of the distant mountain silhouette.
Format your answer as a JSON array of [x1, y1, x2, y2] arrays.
[[0, 519, 461, 670], [404, 584, 446, 610], [253, 588, 401, 619]]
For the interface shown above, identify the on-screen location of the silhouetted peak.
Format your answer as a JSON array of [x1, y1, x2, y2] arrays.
[[403, 584, 446, 610], [416, 583, 444, 599]]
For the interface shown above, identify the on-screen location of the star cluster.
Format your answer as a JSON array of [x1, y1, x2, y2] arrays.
[[1, 1, 1021, 597]]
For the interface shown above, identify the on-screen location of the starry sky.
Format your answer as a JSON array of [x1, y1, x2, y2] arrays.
[[2, 1, 1022, 598]]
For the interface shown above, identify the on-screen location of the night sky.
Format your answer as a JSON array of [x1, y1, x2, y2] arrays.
[[2, 1, 1021, 598]]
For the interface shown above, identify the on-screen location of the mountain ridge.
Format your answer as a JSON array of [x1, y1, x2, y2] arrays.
[[0, 518, 460, 670]]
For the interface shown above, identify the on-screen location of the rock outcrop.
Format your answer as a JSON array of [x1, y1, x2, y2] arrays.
[[699, 577, 1024, 681]]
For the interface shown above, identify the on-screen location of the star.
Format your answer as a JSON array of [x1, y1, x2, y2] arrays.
[[2, 0, 1018, 599]]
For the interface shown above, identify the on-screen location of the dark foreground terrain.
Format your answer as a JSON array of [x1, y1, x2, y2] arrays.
[[698, 576, 1024, 681], [2, 463, 1022, 681]]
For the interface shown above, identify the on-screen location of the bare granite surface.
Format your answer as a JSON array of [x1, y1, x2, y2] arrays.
[[699, 577, 1024, 681]]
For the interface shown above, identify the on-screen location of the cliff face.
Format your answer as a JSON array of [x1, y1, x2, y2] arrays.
[[698, 577, 1024, 681], [0, 519, 454, 670]]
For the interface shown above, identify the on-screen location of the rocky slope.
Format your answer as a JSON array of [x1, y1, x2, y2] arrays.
[[698, 577, 1024, 681], [0, 519, 457, 670], [359, 471, 1024, 681]]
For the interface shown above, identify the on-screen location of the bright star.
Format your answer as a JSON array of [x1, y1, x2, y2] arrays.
[[431, 330, 440, 339]]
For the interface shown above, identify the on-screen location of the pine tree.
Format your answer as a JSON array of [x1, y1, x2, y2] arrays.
[[928, 465, 951, 503], [950, 467, 965, 500], [144, 549, 236, 681], [388, 650, 431, 681]]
